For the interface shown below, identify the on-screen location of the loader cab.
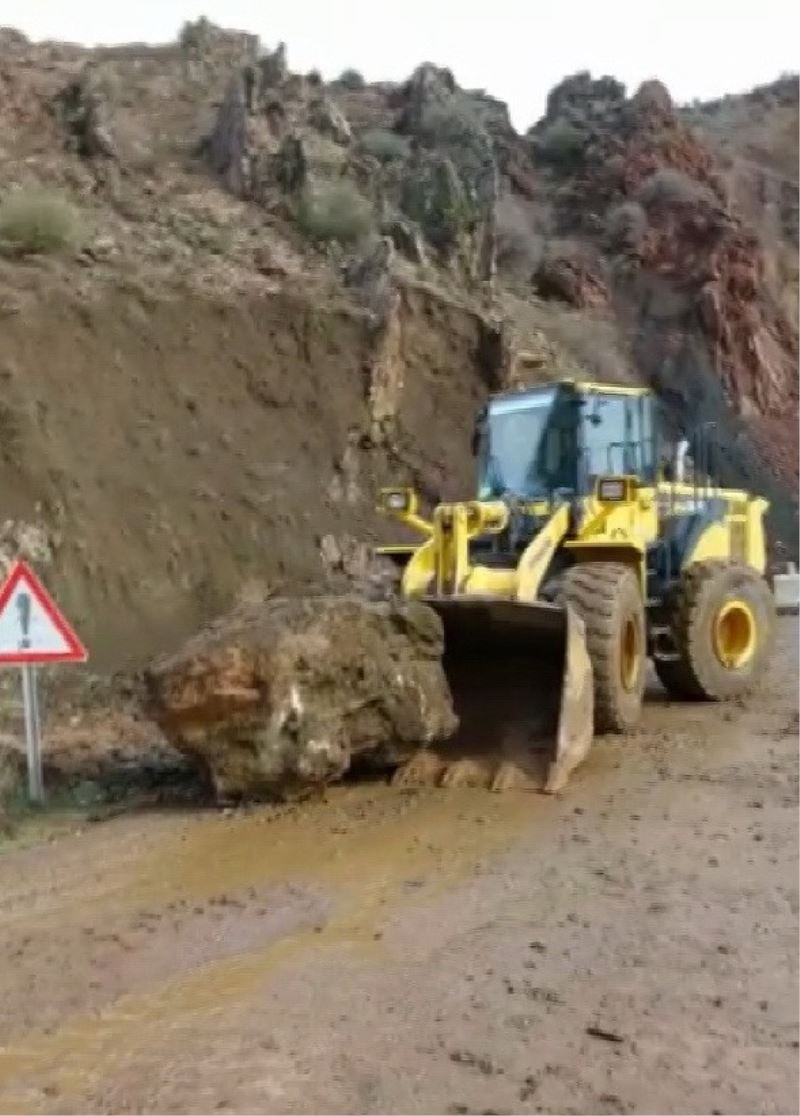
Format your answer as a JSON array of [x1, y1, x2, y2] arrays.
[[475, 381, 657, 502]]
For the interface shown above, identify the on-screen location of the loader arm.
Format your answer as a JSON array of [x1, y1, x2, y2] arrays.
[[379, 487, 570, 603], [377, 490, 593, 794]]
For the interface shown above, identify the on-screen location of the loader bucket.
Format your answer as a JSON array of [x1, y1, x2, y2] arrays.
[[393, 598, 594, 793]]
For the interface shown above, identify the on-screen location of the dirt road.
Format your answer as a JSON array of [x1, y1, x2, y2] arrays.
[[0, 619, 797, 1115]]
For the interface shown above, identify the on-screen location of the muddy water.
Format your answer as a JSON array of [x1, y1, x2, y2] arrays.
[[0, 784, 562, 1112]]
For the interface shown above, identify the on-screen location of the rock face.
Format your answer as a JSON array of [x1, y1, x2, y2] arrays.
[[528, 71, 798, 540], [145, 596, 457, 800]]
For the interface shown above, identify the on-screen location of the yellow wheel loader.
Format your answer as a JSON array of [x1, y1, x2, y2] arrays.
[[376, 380, 776, 793]]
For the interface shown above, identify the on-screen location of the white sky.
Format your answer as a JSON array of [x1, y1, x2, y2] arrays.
[[3, 0, 798, 130]]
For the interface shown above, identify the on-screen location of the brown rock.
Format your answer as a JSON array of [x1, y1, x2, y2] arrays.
[[145, 596, 457, 800], [533, 252, 609, 309]]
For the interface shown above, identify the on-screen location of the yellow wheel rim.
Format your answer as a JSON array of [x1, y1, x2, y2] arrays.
[[713, 599, 756, 669], [620, 617, 640, 692]]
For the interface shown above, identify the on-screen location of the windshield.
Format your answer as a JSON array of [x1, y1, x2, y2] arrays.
[[477, 389, 575, 500]]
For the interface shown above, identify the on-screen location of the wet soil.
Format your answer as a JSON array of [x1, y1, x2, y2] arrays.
[[0, 619, 797, 1115]]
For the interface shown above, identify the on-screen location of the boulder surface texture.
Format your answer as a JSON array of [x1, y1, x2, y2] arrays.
[[146, 596, 457, 800]]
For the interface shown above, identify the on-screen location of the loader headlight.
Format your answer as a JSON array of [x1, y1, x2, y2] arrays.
[[379, 487, 418, 516], [597, 478, 626, 502]]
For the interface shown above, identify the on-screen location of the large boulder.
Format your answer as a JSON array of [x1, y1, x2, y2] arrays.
[[145, 596, 457, 800]]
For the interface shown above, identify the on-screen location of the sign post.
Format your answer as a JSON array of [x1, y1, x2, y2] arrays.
[[21, 664, 43, 802], [0, 561, 87, 804]]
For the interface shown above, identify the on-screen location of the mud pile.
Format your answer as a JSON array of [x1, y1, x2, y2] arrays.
[[145, 595, 457, 799]]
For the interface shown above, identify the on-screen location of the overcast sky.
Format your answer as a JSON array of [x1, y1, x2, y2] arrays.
[[3, 0, 798, 130]]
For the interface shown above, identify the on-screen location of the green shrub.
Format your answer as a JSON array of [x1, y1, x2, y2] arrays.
[[416, 99, 494, 205], [0, 190, 82, 256], [179, 16, 213, 50], [357, 129, 410, 163], [533, 118, 587, 166], [338, 68, 365, 90], [401, 155, 469, 253], [418, 98, 481, 147], [296, 180, 373, 245]]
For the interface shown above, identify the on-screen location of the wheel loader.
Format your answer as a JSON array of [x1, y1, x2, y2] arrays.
[[376, 379, 776, 793]]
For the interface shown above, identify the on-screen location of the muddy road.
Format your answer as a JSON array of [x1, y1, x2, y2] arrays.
[[0, 619, 797, 1115]]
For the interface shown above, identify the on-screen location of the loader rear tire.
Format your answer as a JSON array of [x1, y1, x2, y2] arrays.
[[654, 560, 775, 701], [563, 562, 646, 734]]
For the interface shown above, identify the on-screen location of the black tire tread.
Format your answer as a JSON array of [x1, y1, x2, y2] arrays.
[[563, 562, 645, 733], [655, 559, 775, 700]]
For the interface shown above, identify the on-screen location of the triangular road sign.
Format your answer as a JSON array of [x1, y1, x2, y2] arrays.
[[0, 560, 87, 664]]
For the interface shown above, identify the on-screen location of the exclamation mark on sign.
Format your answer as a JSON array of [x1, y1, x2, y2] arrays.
[[17, 592, 31, 651]]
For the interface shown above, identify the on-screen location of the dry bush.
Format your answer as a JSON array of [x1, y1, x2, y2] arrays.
[[0, 190, 83, 256]]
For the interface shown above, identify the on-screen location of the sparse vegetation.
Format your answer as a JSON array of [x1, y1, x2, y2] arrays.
[[534, 301, 629, 383], [179, 16, 213, 50], [295, 180, 374, 245], [416, 98, 495, 208], [533, 118, 587, 166], [0, 190, 83, 256], [401, 155, 470, 255], [636, 168, 718, 208], [605, 200, 648, 251], [357, 129, 410, 163], [418, 98, 482, 148], [495, 195, 543, 279], [337, 68, 365, 90]]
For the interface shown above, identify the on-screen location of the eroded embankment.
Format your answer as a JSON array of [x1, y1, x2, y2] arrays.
[[1, 279, 498, 668]]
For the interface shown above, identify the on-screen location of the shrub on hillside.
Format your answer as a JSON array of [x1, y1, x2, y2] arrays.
[[337, 68, 365, 90], [0, 191, 82, 256], [605, 200, 648, 251], [296, 180, 374, 245], [401, 155, 470, 254], [179, 16, 214, 50], [415, 98, 495, 203], [636, 168, 718, 208], [495, 194, 543, 278], [357, 129, 410, 163], [417, 98, 484, 150], [532, 118, 587, 167]]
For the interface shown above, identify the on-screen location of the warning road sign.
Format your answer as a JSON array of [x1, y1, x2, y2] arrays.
[[0, 560, 87, 664]]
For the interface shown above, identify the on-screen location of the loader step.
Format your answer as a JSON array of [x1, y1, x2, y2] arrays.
[[649, 622, 679, 661]]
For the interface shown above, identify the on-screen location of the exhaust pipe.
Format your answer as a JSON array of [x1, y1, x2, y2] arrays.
[[674, 438, 690, 483]]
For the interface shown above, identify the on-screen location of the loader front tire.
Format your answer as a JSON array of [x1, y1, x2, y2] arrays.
[[563, 562, 646, 734], [654, 560, 775, 701]]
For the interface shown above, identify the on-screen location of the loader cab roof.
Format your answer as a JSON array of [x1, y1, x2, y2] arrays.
[[488, 380, 652, 406]]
